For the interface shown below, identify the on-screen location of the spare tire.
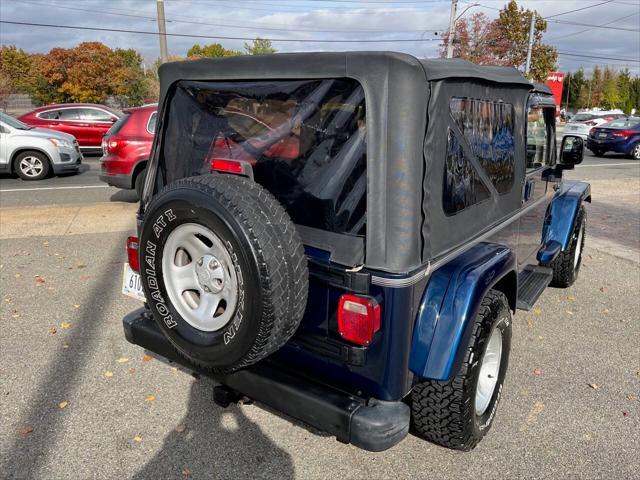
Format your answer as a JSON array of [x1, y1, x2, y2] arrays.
[[139, 174, 308, 373]]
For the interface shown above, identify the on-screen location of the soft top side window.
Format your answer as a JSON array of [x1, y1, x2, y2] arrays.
[[526, 105, 556, 170]]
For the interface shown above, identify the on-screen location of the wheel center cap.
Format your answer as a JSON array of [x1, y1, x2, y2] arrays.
[[195, 254, 224, 293]]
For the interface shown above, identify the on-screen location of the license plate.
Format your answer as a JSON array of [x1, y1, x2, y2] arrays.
[[122, 263, 146, 301], [598, 133, 607, 138]]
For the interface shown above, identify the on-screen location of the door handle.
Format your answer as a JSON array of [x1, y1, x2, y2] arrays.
[[523, 178, 535, 202]]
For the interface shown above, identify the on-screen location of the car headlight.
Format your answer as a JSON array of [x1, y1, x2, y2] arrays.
[[49, 138, 73, 149]]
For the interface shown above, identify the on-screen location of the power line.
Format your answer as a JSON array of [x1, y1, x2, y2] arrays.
[[0, 20, 442, 43], [544, 0, 616, 19], [547, 11, 640, 41], [557, 51, 640, 63], [7, 0, 448, 33], [547, 18, 639, 32]]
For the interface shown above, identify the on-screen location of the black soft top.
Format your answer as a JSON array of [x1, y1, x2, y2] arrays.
[[152, 52, 543, 274]]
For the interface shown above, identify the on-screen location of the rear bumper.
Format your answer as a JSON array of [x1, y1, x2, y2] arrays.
[[586, 138, 633, 154], [123, 308, 410, 452], [99, 172, 132, 189]]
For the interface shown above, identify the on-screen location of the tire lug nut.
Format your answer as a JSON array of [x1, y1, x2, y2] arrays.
[[203, 285, 210, 292], [197, 258, 203, 266], [209, 260, 218, 269]]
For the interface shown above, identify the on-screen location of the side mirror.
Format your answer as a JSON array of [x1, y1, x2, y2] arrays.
[[559, 135, 584, 168]]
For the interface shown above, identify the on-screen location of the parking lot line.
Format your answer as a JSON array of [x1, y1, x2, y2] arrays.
[[0, 185, 109, 193], [576, 163, 639, 168]]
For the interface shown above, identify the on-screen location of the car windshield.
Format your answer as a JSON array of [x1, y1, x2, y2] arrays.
[[0, 112, 32, 130], [603, 117, 640, 128], [571, 114, 595, 122]]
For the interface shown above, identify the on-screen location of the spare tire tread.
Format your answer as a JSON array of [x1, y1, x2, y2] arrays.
[[148, 174, 307, 373]]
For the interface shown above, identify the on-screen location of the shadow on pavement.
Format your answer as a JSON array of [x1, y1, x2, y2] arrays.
[[132, 378, 295, 480], [110, 189, 139, 204], [1, 235, 128, 479]]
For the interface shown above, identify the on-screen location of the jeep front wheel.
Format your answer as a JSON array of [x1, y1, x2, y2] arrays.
[[411, 290, 512, 451], [545, 205, 586, 288], [139, 174, 308, 373]]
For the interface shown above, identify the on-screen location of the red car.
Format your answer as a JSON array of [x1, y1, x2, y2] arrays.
[[99, 104, 157, 197], [18, 103, 122, 152]]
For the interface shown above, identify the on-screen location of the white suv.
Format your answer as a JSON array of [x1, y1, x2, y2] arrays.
[[0, 112, 82, 180], [564, 110, 625, 139]]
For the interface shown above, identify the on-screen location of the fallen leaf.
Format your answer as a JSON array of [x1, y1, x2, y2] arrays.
[[142, 354, 153, 362], [622, 411, 629, 417], [567, 296, 575, 301], [588, 383, 599, 390], [77, 264, 87, 269], [43, 241, 49, 247], [182, 467, 192, 477], [48, 327, 57, 334], [627, 394, 638, 402], [603, 308, 609, 314], [103, 371, 114, 378], [18, 426, 33, 435], [62, 344, 69, 349], [175, 423, 186, 433], [145, 395, 156, 402], [133, 435, 142, 443], [14, 273, 20, 278], [58, 401, 68, 409], [532, 368, 542, 377], [73, 304, 80, 309], [60, 322, 71, 330], [599, 286, 607, 293], [129, 368, 136, 374], [532, 308, 542, 315], [566, 310, 574, 316], [116, 357, 129, 364], [34, 275, 46, 285]]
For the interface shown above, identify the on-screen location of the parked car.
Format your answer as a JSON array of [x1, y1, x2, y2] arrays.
[[121, 53, 590, 452], [564, 111, 625, 139], [99, 104, 157, 197], [0, 112, 82, 180], [18, 103, 121, 152], [587, 117, 640, 159]]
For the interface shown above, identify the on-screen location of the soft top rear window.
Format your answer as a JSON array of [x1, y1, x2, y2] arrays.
[[159, 78, 366, 237]]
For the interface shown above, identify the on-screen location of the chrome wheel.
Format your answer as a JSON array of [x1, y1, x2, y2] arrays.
[[162, 223, 239, 332], [632, 144, 640, 160], [475, 326, 503, 416], [574, 223, 584, 269], [19, 156, 44, 178]]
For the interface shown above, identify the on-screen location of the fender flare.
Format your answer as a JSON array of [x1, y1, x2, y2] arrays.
[[537, 180, 591, 264], [409, 242, 516, 381]]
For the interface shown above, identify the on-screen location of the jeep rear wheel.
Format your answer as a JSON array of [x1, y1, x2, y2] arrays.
[[411, 290, 512, 451], [139, 174, 308, 373]]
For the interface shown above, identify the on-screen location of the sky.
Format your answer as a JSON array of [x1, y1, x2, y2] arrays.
[[0, 0, 639, 76]]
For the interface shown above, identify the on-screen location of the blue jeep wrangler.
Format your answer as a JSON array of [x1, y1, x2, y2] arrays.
[[122, 52, 590, 452]]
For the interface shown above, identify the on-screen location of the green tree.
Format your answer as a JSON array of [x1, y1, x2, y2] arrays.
[[601, 67, 620, 109], [0, 45, 40, 94], [563, 68, 586, 110], [244, 38, 276, 55], [187, 43, 241, 59]]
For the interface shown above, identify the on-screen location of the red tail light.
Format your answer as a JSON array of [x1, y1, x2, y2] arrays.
[[210, 158, 244, 174], [127, 236, 140, 273], [612, 130, 636, 138], [337, 294, 381, 346], [106, 138, 128, 153]]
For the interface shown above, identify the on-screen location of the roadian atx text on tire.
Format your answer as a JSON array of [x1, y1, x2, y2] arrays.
[[139, 173, 308, 373]]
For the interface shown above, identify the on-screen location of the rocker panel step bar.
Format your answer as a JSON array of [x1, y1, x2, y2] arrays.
[[122, 308, 409, 452], [517, 265, 553, 311]]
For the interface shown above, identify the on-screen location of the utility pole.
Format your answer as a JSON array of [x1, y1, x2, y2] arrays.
[[565, 73, 571, 113], [446, 0, 458, 59], [524, 13, 536, 76], [156, 0, 169, 63]]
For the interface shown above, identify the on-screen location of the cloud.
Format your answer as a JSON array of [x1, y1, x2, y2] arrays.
[[0, 0, 638, 74]]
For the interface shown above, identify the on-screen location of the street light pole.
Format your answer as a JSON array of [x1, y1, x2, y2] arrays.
[[156, 0, 169, 64], [524, 13, 536, 76], [446, 0, 458, 59]]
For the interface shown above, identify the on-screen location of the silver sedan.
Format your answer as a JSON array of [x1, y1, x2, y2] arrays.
[[0, 112, 82, 180]]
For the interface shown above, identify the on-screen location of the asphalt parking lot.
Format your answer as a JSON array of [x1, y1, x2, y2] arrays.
[[1, 149, 639, 479]]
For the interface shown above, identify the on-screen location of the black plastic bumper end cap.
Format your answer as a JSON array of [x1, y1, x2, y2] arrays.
[[349, 399, 410, 452]]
